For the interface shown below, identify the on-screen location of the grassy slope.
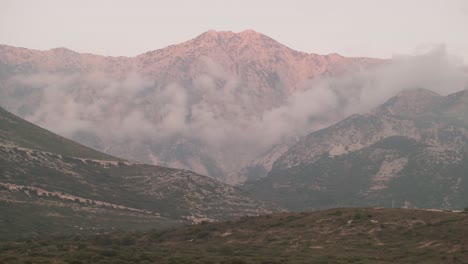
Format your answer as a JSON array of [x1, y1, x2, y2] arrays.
[[0, 192, 174, 241], [0, 106, 117, 160], [1, 208, 467, 264], [0, 107, 272, 240]]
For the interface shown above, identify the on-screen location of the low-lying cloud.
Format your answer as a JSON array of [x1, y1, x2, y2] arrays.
[[1, 46, 467, 174]]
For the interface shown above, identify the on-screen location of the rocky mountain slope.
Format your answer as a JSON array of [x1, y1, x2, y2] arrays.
[[246, 88, 468, 210], [226, 143, 292, 185], [0, 106, 273, 239], [2, 208, 467, 263], [0, 30, 383, 182]]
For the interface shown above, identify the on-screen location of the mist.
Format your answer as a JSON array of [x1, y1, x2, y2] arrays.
[[1, 46, 467, 175], [258, 46, 467, 146]]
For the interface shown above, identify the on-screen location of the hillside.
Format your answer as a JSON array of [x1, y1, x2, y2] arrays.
[[0, 106, 116, 160], [1, 208, 467, 263], [0, 107, 273, 240], [246, 89, 468, 211]]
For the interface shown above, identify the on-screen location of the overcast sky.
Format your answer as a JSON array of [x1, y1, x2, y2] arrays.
[[1, 0, 468, 61]]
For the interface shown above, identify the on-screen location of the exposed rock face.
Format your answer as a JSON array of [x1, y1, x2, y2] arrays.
[[246, 89, 468, 211], [0, 30, 383, 182]]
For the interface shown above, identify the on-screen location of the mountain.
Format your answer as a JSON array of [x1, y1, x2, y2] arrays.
[[0, 30, 384, 182], [226, 143, 292, 185], [2, 208, 467, 263], [246, 88, 468, 210], [0, 106, 273, 240]]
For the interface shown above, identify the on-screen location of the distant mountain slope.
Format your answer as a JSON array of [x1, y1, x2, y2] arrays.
[[273, 89, 468, 171], [2, 208, 467, 263], [0, 106, 116, 160], [0, 30, 382, 93], [246, 89, 468, 210], [0, 107, 273, 239], [0, 30, 384, 182]]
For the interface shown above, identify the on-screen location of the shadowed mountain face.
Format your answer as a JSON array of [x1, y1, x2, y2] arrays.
[[246, 89, 468, 211], [0, 30, 383, 182], [0, 107, 274, 240]]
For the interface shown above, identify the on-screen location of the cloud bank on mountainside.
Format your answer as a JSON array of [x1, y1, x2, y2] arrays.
[[1, 46, 467, 178]]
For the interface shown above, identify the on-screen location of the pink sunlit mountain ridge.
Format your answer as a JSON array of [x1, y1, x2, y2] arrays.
[[0, 30, 386, 183]]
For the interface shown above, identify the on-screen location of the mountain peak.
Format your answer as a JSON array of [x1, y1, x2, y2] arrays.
[[379, 88, 442, 117], [238, 29, 261, 36], [197, 30, 235, 39], [197, 29, 266, 41], [395, 87, 441, 98], [188, 29, 280, 54], [49, 47, 76, 54]]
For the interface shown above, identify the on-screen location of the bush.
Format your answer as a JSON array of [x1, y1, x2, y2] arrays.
[[196, 231, 210, 239], [120, 236, 136, 246], [99, 249, 118, 257]]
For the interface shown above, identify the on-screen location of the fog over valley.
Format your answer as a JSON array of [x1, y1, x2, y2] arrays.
[[1, 42, 467, 183]]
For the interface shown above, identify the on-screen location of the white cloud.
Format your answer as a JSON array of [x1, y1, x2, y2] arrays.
[[1, 47, 467, 174]]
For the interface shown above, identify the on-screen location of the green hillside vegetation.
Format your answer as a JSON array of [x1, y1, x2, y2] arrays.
[[1, 208, 467, 264], [0, 192, 175, 241], [0, 107, 272, 240]]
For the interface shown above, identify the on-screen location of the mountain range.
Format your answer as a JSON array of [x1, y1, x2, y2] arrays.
[[0, 30, 384, 182], [1, 29, 468, 244], [246, 88, 468, 211]]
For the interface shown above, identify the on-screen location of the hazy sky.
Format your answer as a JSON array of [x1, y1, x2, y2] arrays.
[[1, 0, 468, 61]]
